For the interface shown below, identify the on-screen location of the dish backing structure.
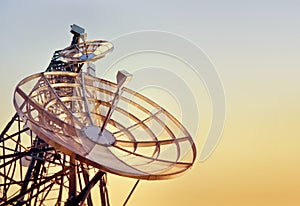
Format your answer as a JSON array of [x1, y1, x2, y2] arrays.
[[0, 24, 197, 206]]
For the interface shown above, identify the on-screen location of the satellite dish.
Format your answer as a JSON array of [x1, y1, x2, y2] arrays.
[[1, 24, 197, 205], [59, 40, 113, 63], [14, 71, 196, 180]]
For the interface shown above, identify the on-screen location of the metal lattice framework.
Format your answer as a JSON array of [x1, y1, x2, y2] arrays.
[[0, 114, 109, 205], [0, 24, 197, 205]]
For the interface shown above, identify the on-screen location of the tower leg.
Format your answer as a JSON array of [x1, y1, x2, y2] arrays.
[[69, 156, 77, 201]]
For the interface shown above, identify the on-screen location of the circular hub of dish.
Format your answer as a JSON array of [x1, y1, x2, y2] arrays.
[[84, 126, 115, 145]]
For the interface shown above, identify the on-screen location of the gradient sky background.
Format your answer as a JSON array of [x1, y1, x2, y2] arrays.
[[0, 1, 300, 205]]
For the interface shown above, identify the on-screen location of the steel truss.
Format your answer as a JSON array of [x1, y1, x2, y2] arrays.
[[0, 114, 110, 206]]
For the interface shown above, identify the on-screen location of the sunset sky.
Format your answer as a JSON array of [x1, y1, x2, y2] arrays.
[[0, 1, 299, 205]]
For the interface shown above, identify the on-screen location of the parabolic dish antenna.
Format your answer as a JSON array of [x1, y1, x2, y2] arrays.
[[59, 40, 113, 63], [14, 71, 196, 180], [0, 24, 197, 205]]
